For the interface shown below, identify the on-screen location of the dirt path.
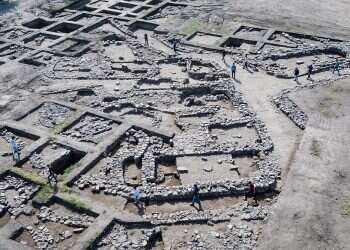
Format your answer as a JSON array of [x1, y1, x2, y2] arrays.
[[258, 79, 350, 249]]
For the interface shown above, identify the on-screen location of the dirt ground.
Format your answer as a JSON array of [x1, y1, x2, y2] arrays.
[[258, 80, 350, 250], [173, 0, 350, 40], [1, 0, 350, 249]]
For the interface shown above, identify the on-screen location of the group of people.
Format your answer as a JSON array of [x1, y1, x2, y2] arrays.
[[293, 58, 343, 82], [224, 49, 345, 82], [144, 33, 178, 53]]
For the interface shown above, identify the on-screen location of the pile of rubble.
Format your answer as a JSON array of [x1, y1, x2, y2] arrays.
[[145, 203, 269, 225], [37, 206, 94, 228], [61, 115, 115, 144], [37, 102, 73, 129], [173, 223, 258, 250], [273, 95, 308, 129], [0, 174, 38, 217], [96, 222, 161, 249], [23, 223, 79, 250]]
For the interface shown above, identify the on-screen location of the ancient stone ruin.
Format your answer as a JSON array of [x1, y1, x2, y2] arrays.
[[1, 0, 350, 249]]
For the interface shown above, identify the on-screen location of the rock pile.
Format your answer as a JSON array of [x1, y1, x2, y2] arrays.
[[0, 174, 38, 217], [37, 102, 73, 128], [61, 115, 116, 144], [96, 223, 161, 249]]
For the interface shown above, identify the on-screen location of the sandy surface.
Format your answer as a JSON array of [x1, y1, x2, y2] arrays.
[[1, 0, 350, 249], [258, 79, 350, 250]]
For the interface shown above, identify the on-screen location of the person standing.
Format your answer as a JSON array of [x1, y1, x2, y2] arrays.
[[243, 54, 249, 70], [186, 58, 192, 72], [294, 67, 300, 82], [245, 181, 258, 205], [173, 40, 177, 53], [222, 50, 226, 62], [307, 64, 314, 80], [190, 183, 202, 210], [131, 186, 142, 208], [332, 58, 341, 75], [230, 62, 237, 79], [10, 136, 20, 162], [47, 167, 58, 185], [144, 33, 149, 47]]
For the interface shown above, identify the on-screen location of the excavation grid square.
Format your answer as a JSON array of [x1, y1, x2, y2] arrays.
[[60, 114, 120, 145], [18, 102, 75, 132]]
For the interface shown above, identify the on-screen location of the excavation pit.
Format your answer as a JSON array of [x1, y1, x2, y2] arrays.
[[234, 26, 268, 40], [155, 158, 181, 187], [177, 154, 257, 185], [209, 125, 258, 146], [21, 141, 86, 178], [23, 33, 61, 47], [17, 102, 76, 132], [0, 44, 33, 60], [132, 6, 151, 15], [69, 13, 102, 24], [87, 0, 111, 8], [91, 220, 162, 250], [13, 199, 96, 250], [123, 157, 142, 186], [220, 37, 257, 50], [0, 127, 39, 160], [187, 31, 223, 46], [60, 114, 120, 145], [22, 18, 55, 29], [0, 173, 39, 218], [111, 2, 137, 11], [158, 63, 188, 79], [98, 9, 122, 17], [48, 22, 82, 34], [103, 43, 136, 62], [0, 28, 33, 41], [50, 38, 89, 53]]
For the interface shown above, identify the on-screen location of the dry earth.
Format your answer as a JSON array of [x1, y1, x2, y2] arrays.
[[0, 0, 350, 249]]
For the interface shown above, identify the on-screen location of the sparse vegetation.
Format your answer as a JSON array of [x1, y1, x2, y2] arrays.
[[12, 167, 47, 185], [61, 193, 89, 210], [58, 164, 77, 181], [34, 184, 54, 203]]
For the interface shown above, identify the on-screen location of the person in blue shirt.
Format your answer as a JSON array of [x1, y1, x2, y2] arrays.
[[190, 183, 202, 210], [332, 58, 341, 75], [10, 136, 20, 162], [131, 186, 142, 208], [231, 62, 237, 79]]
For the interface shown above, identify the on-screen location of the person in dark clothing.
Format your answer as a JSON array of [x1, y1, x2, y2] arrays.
[[332, 58, 341, 75], [222, 50, 226, 61], [245, 181, 258, 205], [294, 67, 300, 82], [190, 183, 202, 210], [243, 54, 249, 70], [307, 64, 313, 80], [47, 167, 58, 185], [144, 33, 149, 47], [105, 166, 111, 176], [230, 62, 237, 79], [173, 40, 177, 53]]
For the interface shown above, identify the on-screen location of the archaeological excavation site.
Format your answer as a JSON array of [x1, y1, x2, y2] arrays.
[[0, 0, 350, 249]]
